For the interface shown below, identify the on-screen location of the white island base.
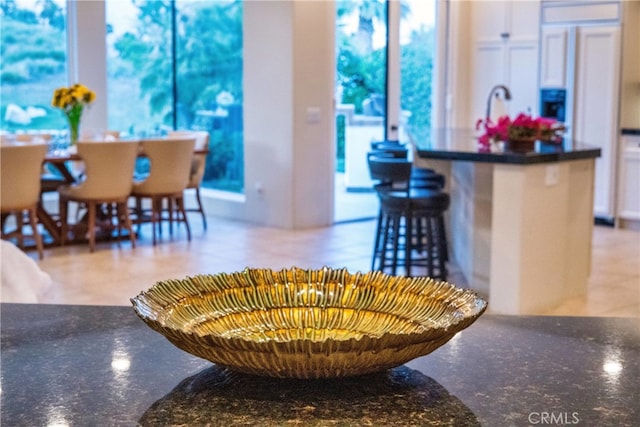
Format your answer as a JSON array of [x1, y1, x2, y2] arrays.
[[415, 158, 596, 315]]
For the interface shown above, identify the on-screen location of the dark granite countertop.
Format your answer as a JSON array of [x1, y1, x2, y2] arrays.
[[622, 128, 640, 136], [414, 129, 601, 165], [1, 303, 638, 426]]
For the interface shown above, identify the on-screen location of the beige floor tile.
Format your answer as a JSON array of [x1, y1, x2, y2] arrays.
[[3, 215, 638, 319]]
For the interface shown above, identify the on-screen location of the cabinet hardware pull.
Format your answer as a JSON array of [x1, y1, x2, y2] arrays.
[[500, 32, 510, 39]]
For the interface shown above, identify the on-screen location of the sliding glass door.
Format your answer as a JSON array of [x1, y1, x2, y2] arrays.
[[334, 0, 440, 223], [335, 0, 388, 222], [398, 0, 438, 143]]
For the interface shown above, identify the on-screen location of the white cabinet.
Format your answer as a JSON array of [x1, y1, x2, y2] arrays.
[[572, 25, 621, 219], [539, 26, 569, 88], [618, 135, 640, 221], [473, 0, 540, 42], [470, 1, 540, 122]]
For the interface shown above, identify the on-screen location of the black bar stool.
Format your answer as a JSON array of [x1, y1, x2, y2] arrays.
[[368, 156, 449, 279]]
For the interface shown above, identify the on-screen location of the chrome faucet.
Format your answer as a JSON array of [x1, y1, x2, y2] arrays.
[[486, 85, 512, 119]]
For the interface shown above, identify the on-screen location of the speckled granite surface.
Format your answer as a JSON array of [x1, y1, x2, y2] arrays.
[[414, 129, 601, 165], [1, 304, 638, 426]]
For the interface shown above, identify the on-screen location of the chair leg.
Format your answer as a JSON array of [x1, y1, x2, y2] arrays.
[[436, 214, 448, 280], [391, 214, 401, 276], [194, 187, 207, 230], [59, 197, 68, 246], [379, 213, 390, 273], [113, 202, 122, 248], [118, 201, 136, 249], [135, 197, 143, 234], [425, 215, 435, 278], [175, 196, 191, 241], [87, 201, 97, 253], [405, 215, 413, 277], [438, 215, 449, 262], [16, 211, 24, 249], [371, 209, 383, 271], [151, 197, 159, 246], [28, 208, 44, 260], [1, 213, 8, 237], [168, 197, 174, 236]]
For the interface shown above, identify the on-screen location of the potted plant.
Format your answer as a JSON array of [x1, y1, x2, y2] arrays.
[[476, 113, 565, 152], [51, 83, 96, 146]]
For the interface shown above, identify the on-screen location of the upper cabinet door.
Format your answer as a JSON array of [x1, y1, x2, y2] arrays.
[[540, 26, 569, 88], [472, 1, 508, 42], [508, 1, 541, 42], [468, 1, 541, 122], [472, 1, 540, 43]]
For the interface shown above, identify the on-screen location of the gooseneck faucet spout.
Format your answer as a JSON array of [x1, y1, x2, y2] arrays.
[[486, 85, 512, 119]]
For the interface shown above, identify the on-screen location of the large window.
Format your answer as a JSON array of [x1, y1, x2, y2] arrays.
[[106, 0, 243, 193], [106, 0, 171, 137], [0, 0, 68, 132]]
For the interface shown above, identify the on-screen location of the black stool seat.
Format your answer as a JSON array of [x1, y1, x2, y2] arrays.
[[370, 139, 401, 149], [368, 147, 408, 160], [411, 167, 446, 188], [378, 187, 450, 211]]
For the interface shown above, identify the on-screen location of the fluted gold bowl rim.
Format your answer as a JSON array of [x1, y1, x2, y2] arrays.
[[131, 267, 487, 379]]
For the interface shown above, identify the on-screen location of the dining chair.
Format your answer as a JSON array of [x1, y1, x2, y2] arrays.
[[130, 137, 196, 245], [0, 143, 49, 259], [168, 130, 210, 230], [58, 140, 139, 252], [11, 132, 71, 205]]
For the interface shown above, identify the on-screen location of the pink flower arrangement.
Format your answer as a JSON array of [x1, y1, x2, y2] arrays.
[[476, 113, 565, 150]]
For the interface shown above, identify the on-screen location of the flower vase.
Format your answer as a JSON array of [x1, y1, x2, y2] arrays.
[[66, 104, 83, 146], [68, 119, 79, 146], [507, 138, 536, 153]]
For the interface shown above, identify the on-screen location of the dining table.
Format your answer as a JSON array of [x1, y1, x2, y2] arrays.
[[1, 302, 637, 426], [37, 140, 209, 246]]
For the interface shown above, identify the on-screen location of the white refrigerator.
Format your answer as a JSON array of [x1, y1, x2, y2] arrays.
[[539, 4, 622, 221]]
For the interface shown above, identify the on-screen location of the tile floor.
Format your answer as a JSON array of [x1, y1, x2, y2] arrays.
[[11, 214, 640, 318]]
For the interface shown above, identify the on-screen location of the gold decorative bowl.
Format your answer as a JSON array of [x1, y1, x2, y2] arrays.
[[131, 267, 487, 379]]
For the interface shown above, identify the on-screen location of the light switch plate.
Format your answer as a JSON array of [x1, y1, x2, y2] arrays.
[[306, 107, 321, 124], [545, 165, 559, 186]]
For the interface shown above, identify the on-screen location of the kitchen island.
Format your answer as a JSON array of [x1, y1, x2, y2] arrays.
[[1, 303, 637, 426], [413, 129, 601, 314]]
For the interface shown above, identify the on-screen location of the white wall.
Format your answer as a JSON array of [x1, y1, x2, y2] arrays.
[[70, 1, 108, 134], [71, 1, 335, 230], [291, 1, 335, 228], [445, 1, 472, 128], [242, 0, 295, 228], [202, 0, 335, 229]]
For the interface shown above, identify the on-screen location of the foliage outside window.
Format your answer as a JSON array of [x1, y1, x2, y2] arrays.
[[400, 0, 436, 143], [0, 0, 67, 132], [107, 0, 243, 193], [335, 0, 436, 164]]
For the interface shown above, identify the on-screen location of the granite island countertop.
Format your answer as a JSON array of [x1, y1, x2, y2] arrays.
[[413, 128, 601, 165], [1, 303, 638, 426]]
